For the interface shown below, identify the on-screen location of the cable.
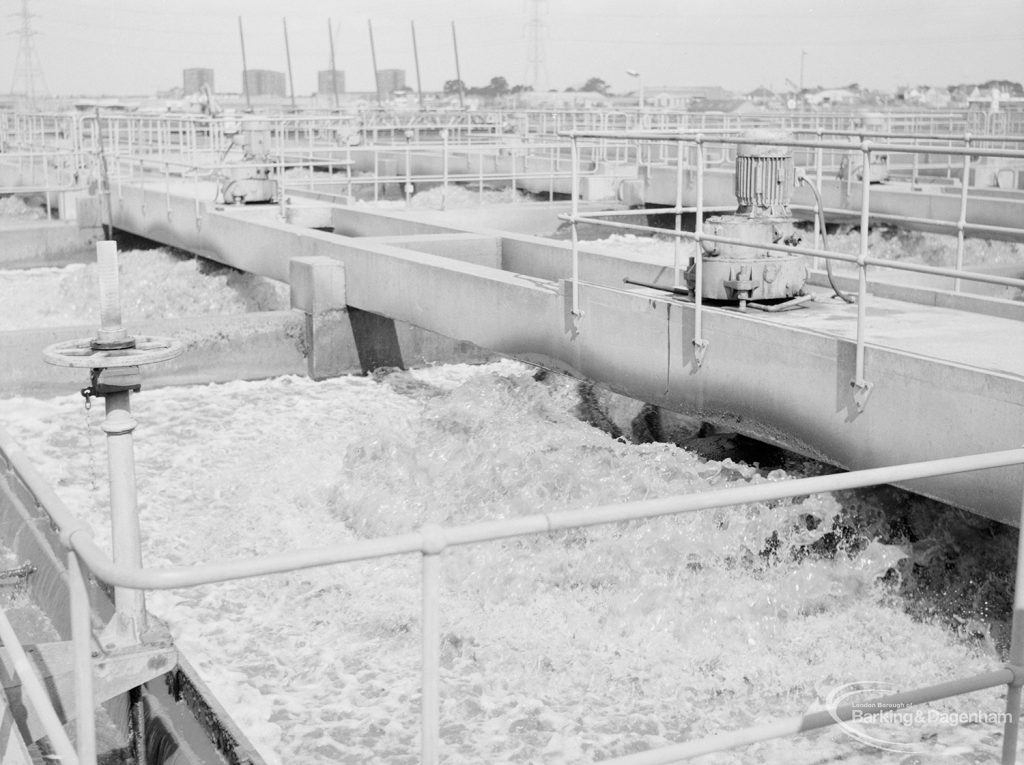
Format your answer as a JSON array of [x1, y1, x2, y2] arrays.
[[797, 173, 855, 304]]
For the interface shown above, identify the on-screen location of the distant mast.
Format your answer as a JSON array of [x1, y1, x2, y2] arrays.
[[238, 17, 252, 112]]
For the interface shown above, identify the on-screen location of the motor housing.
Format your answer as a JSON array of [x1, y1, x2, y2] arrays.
[[686, 131, 807, 305]]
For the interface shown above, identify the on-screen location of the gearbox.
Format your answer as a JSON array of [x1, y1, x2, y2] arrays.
[[685, 131, 807, 307]]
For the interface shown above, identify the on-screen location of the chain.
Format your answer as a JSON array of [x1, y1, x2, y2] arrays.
[[81, 384, 100, 506]]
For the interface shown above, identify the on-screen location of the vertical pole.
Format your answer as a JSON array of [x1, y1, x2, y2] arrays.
[[673, 137, 683, 288], [368, 20, 382, 106], [404, 130, 413, 207], [411, 21, 425, 111], [328, 20, 340, 111], [421, 528, 444, 765], [854, 140, 872, 403], [1002, 471, 1024, 764], [283, 18, 297, 112], [570, 135, 581, 328], [999, 469, 1024, 761], [238, 17, 252, 112], [814, 129, 824, 261], [103, 388, 147, 645], [451, 21, 465, 109], [441, 128, 449, 211], [954, 135, 971, 293], [69, 550, 97, 765], [693, 136, 707, 363]]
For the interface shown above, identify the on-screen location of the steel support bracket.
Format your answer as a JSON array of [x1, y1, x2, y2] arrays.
[[0, 640, 178, 743], [693, 338, 709, 367], [851, 379, 874, 412]]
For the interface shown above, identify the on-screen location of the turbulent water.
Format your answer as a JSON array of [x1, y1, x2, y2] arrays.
[[0, 363, 1015, 764], [0, 248, 289, 331], [1, 211, 1020, 762]]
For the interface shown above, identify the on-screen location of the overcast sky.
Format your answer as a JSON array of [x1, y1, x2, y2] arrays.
[[5, 0, 1023, 98]]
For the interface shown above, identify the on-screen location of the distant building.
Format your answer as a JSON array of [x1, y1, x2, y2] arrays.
[[648, 85, 733, 108], [243, 69, 287, 98], [183, 68, 214, 95], [318, 70, 346, 96], [376, 69, 406, 97]]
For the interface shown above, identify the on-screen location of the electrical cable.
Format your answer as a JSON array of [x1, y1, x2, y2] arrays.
[[798, 174, 855, 304]]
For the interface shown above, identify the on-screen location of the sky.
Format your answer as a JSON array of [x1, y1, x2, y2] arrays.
[[4, 0, 1023, 98]]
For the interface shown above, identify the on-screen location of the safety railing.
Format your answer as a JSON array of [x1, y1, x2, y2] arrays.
[[1, 423, 1023, 764], [558, 129, 1024, 409], [0, 148, 90, 219], [0, 603, 80, 763]]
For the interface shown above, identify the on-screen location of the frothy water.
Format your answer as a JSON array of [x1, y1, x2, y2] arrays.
[[0, 248, 289, 331], [0, 362, 1011, 764]]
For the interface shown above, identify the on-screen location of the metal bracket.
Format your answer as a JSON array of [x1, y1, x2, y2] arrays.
[[693, 338, 709, 367], [570, 309, 584, 338], [851, 379, 874, 412], [0, 640, 177, 743]]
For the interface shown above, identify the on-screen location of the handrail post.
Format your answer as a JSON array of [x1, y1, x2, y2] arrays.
[[441, 128, 449, 211], [404, 129, 414, 208], [1001, 470, 1024, 765], [852, 139, 874, 412], [69, 550, 98, 765], [814, 128, 824, 268], [954, 133, 971, 293], [693, 135, 708, 366], [421, 525, 445, 765], [570, 134, 582, 333], [673, 135, 683, 287]]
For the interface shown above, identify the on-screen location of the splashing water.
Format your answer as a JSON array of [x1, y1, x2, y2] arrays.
[[0, 249, 289, 331], [0, 361, 1010, 764]]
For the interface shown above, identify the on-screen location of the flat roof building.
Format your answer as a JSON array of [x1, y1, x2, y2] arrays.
[[376, 69, 406, 97], [243, 69, 286, 98], [183, 68, 214, 95], [318, 70, 346, 96]]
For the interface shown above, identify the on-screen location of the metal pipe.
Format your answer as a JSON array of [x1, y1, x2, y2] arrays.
[[411, 21, 424, 111], [368, 20, 382, 107], [570, 135, 581, 326], [69, 550, 97, 765], [102, 390, 147, 645], [606, 669, 1017, 764], [556, 131, 1024, 160], [237, 17, 251, 112], [0, 605, 81, 765], [673, 140, 684, 287], [421, 535, 443, 765], [954, 135, 971, 292], [562, 209, 1024, 292], [855, 141, 871, 392], [1002, 473, 1024, 765], [441, 128, 449, 210], [450, 21, 465, 109], [693, 136, 706, 362], [2, 437, 1007, 591]]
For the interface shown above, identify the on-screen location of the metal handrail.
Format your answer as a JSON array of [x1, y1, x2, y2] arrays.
[[2, 422, 1023, 764], [0, 604, 80, 764], [560, 129, 1024, 411]]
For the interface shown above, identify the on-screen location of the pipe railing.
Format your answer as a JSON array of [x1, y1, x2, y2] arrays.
[[558, 129, 1024, 411], [1, 423, 1023, 764], [0, 603, 81, 764]]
